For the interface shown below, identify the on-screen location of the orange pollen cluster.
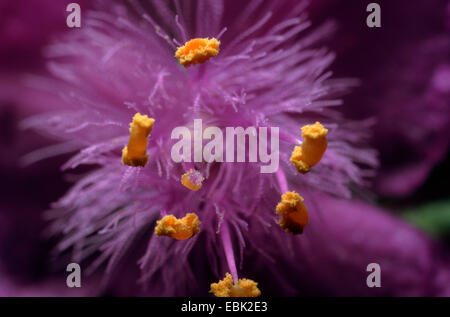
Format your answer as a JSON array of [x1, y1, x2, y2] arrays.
[[122, 113, 155, 167], [175, 38, 220, 67], [290, 122, 328, 174], [276, 191, 309, 234], [181, 169, 204, 191], [210, 273, 261, 297], [154, 213, 200, 240]]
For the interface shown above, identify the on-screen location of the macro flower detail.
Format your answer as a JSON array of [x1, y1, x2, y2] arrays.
[[181, 169, 204, 191], [276, 191, 309, 234], [290, 122, 328, 174], [121, 113, 155, 167], [21, 0, 379, 296], [154, 213, 200, 240], [2, 0, 450, 299], [175, 37, 220, 67], [210, 273, 261, 297]]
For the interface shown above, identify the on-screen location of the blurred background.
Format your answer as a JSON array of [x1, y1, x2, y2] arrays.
[[0, 0, 448, 296]]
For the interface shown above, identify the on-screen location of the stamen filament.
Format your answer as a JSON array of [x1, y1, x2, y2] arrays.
[[221, 222, 239, 283]]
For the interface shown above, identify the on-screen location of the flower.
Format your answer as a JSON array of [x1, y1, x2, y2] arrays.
[[22, 0, 380, 296], [17, 0, 450, 298], [2, 0, 448, 297], [210, 272, 260, 297]]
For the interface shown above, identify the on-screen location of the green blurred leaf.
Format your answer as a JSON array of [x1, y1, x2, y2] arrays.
[[403, 200, 450, 237]]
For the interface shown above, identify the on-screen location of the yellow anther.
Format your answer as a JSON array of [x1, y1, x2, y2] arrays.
[[175, 38, 220, 67], [290, 122, 328, 174], [276, 191, 309, 234], [181, 169, 204, 191], [154, 213, 200, 240], [122, 113, 155, 167], [210, 273, 261, 297]]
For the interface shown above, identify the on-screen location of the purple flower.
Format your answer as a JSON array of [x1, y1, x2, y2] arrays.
[[14, 0, 449, 297], [21, 0, 379, 296]]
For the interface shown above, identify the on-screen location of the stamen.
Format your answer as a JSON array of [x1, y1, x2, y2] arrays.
[[154, 213, 200, 240], [181, 169, 204, 191], [210, 273, 261, 297], [175, 38, 220, 67], [290, 122, 328, 174], [122, 113, 155, 167], [276, 191, 309, 234]]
